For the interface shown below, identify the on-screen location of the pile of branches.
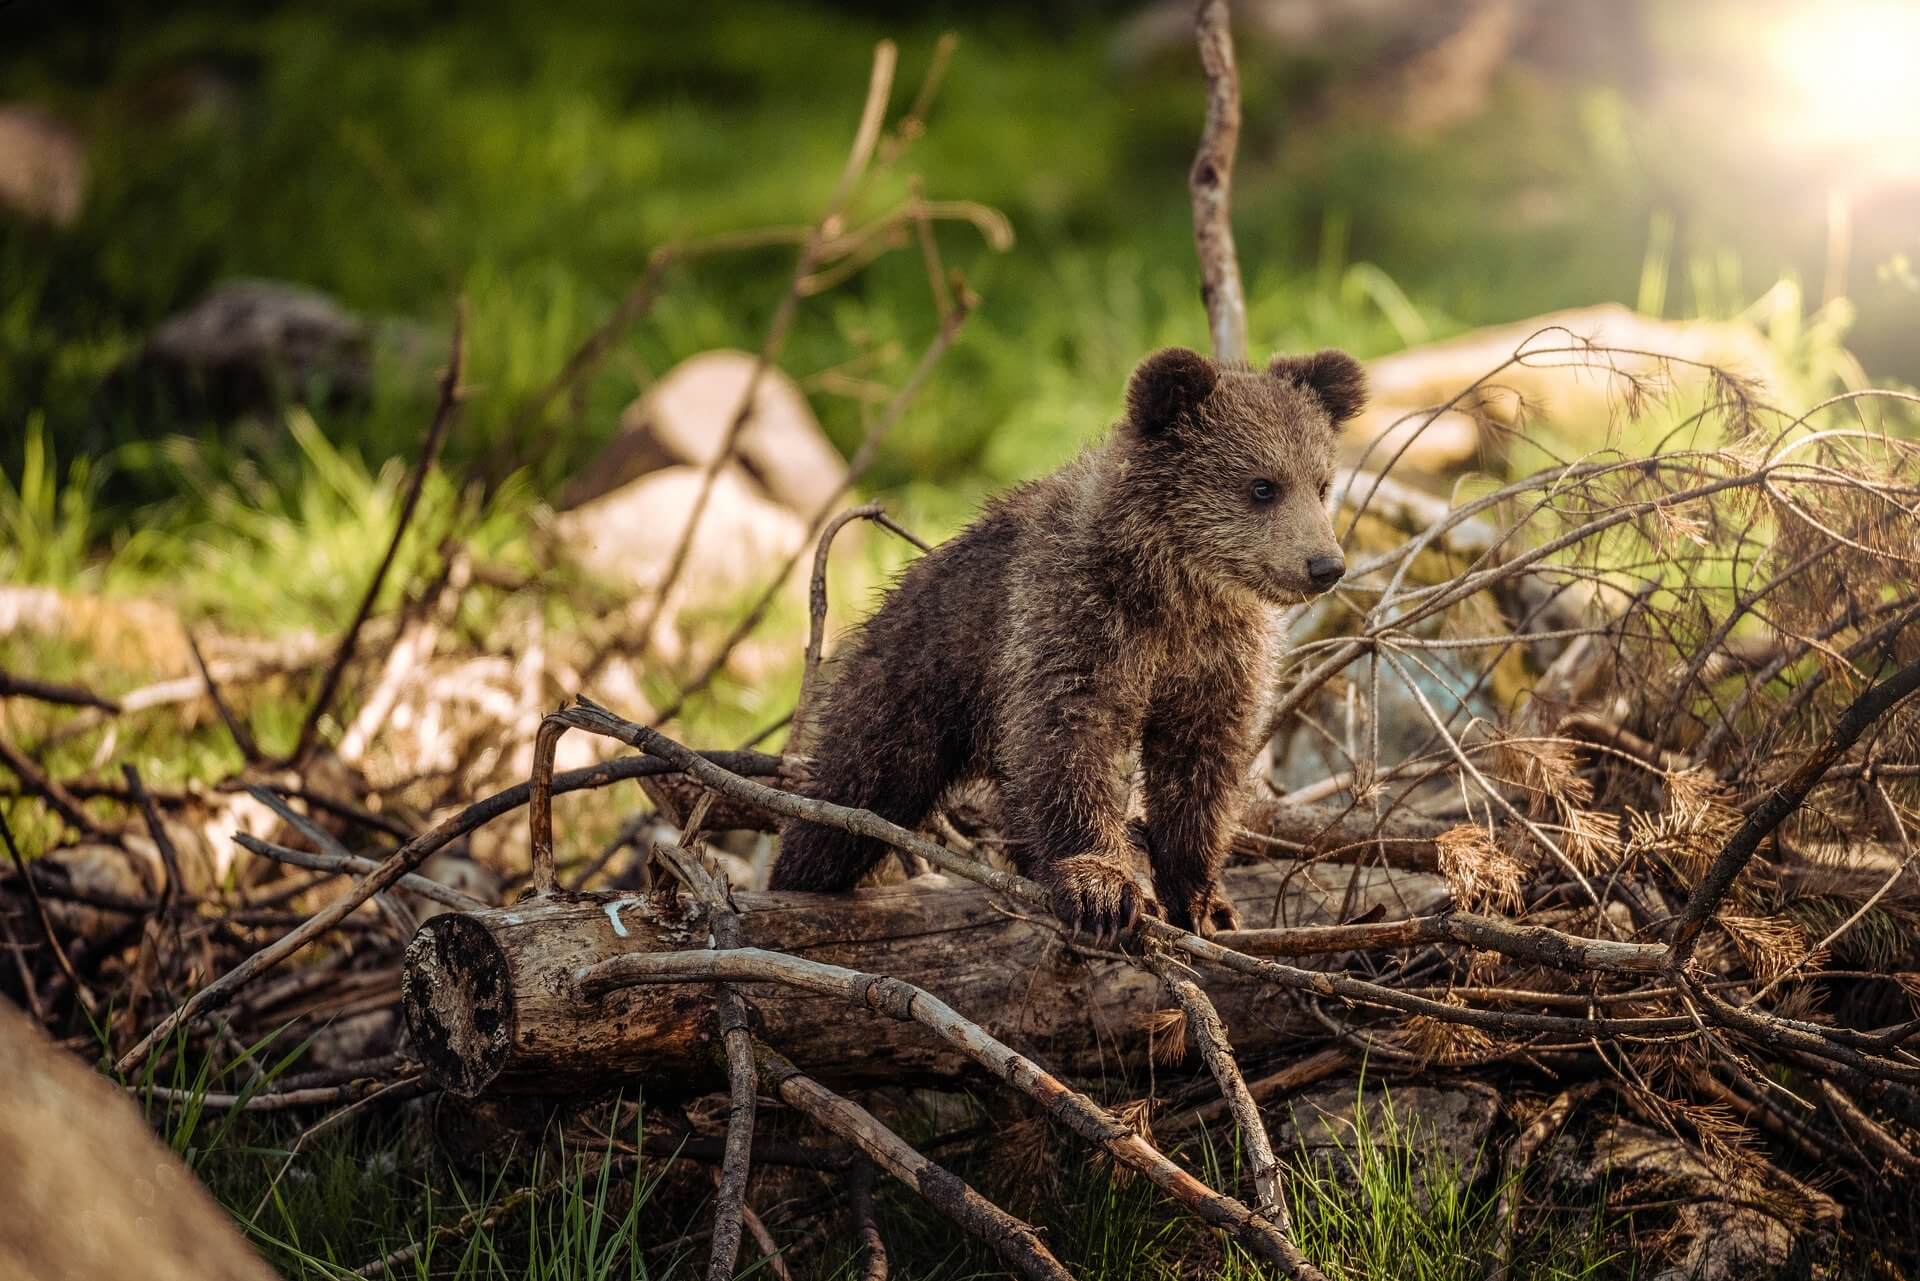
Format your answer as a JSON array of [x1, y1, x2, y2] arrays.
[[5, 7, 1920, 1280]]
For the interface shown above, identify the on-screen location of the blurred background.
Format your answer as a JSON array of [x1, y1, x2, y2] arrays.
[[3, 0, 1918, 737]]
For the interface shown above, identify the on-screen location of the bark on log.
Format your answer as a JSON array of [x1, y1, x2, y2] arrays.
[[606, 769, 1456, 876], [403, 859, 1448, 1096]]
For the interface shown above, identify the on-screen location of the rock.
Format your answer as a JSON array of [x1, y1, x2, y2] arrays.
[[1343, 406, 1482, 474], [0, 104, 87, 226], [1268, 647, 1498, 798], [99, 279, 437, 424], [410, 852, 501, 923], [1350, 304, 1787, 481], [22, 797, 275, 905], [561, 350, 847, 515], [1550, 1118, 1839, 1281], [36, 843, 153, 943], [304, 1008, 400, 1069], [0, 998, 280, 1281], [553, 461, 809, 604], [1274, 1077, 1502, 1205]]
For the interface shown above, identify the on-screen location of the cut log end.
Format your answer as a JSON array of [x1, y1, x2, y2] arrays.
[[403, 912, 513, 1097]]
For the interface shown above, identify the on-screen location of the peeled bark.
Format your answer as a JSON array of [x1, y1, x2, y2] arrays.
[[403, 859, 1448, 1097]]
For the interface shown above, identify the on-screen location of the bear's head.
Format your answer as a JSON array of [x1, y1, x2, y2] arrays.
[[1120, 345, 1365, 606]]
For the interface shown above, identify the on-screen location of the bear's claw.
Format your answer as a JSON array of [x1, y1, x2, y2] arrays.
[[1167, 888, 1240, 937], [1046, 853, 1162, 942]]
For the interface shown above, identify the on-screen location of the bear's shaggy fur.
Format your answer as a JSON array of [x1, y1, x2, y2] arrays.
[[770, 346, 1367, 935]]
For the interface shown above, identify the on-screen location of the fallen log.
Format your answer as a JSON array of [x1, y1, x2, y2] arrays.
[[402, 859, 1448, 1096], [615, 769, 1458, 875]]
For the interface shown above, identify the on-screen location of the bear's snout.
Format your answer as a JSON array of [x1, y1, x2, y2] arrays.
[[1307, 554, 1346, 592]]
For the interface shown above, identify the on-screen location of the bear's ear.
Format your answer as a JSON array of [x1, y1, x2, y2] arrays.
[[1269, 349, 1368, 425], [1126, 347, 1217, 436]]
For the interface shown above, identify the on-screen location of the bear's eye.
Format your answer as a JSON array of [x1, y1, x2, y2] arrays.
[[1250, 479, 1279, 504], [1318, 478, 1332, 502]]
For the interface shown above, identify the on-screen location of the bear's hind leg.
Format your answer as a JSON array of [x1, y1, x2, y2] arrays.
[[770, 682, 965, 892]]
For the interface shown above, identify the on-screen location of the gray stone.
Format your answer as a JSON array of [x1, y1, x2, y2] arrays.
[[100, 279, 438, 424], [1548, 1118, 1839, 1281], [1273, 1077, 1502, 1206]]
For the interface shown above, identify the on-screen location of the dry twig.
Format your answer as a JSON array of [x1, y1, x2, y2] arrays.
[[292, 302, 466, 764], [1189, 0, 1247, 361], [753, 1043, 1071, 1281]]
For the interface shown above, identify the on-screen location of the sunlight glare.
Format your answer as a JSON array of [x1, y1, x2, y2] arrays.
[[1770, 0, 1920, 165]]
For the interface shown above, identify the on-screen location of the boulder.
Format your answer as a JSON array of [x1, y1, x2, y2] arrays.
[[0, 998, 279, 1281], [1349, 304, 1787, 478], [114, 279, 371, 418], [0, 104, 87, 226], [1274, 1077, 1502, 1205], [1267, 647, 1498, 798], [553, 461, 808, 603], [99, 279, 438, 425], [561, 350, 847, 515], [1343, 406, 1482, 474], [37, 843, 154, 944], [1549, 1118, 1839, 1281]]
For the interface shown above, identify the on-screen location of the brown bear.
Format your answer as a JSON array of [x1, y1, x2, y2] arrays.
[[770, 346, 1365, 936]]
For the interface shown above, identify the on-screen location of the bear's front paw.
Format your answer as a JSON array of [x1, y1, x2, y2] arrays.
[[1045, 853, 1161, 941], [1167, 887, 1240, 937]]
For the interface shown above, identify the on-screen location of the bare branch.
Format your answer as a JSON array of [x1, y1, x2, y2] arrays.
[[587, 950, 1303, 1274], [1190, 0, 1247, 361], [293, 301, 466, 763], [792, 504, 929, 744], [0, 729, 108, 839], [114, 744, 782, 1076], [0, 666, 119, 713], [1145, 949, 1323, 1279], [754, 1043, 1071, 1281], [610, 42, 900, 684]]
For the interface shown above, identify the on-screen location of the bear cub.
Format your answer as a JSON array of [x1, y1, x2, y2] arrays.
[[770, 346, 1366, 936]]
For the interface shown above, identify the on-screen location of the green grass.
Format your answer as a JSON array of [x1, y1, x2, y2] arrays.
[[2, 0, 1901, 680], [1, 0, 1783, 508], [1276, 1086, 1617, 1281], [119, 1050, 1625, 1281]]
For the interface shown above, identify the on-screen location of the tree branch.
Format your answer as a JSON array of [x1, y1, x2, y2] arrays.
[[1190, 0, 1247, 361]]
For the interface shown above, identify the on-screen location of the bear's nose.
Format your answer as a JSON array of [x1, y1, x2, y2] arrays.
[[1307, 554, 1346, 590]]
